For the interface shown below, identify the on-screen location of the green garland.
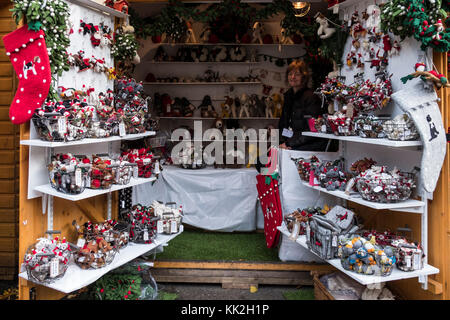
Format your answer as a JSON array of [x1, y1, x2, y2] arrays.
[[380, 0, 450, 52], [11, 0, 71, 101]]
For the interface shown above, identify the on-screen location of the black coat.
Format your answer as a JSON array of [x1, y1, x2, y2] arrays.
[[278, 87, 328, 151]]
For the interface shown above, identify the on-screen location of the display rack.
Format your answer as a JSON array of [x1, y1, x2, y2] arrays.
[[143, 81, 262, 85], [19, 225, 184, 294], [284, 133, 438, 290], [277, 224, 439, 286]]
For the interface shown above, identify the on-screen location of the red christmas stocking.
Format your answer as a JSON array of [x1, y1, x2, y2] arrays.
[[2, 25, 51, 125]]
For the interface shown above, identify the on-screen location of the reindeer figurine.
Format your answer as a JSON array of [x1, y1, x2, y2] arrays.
[[185, 21, 197, 44], [280, 27, 294, 44]]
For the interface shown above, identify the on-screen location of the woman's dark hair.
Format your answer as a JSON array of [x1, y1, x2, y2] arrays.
[[285, 59, 312, 88]]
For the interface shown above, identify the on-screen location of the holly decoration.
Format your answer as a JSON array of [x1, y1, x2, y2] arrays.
[[380, 0, 450, 52], [11, 0, 71, 102]]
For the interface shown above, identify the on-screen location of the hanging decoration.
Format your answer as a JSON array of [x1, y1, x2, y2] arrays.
[[11, 0, 71, 102], [380, 0, 450, 52]]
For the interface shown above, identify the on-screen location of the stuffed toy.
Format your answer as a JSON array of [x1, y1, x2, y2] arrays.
[[220, 96, 233, 118], [185, 20, 197, 44], [199, 26, 212, 43], [314, 12, 336, 39], [271, 93, 283, 118], [198, 95, 218, 118], [264, 96, 274, 118], [401, 62, 450, 90], [212, 45, 227, 62], [181, 97, 195, 117], [161, 93, 174, 117], [229, 46, 246, 62], [252, 22, 264, 44], [238, 93, 251, 118]]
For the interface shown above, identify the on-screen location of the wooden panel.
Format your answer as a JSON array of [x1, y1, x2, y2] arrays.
[[0, 223, 16, 237], [0, 63, 12, 76], [0, 48, 9, 62], [0, 179, 15, 193], [0, 78, 12, 91], [0, 136, 14, 149], [0, 208, 17, 223], [0, 165, 16, 179], [0, 92, 12, 105], [0, 5, 13, 19], [0, 150, 15, 163], [0, 19, 15, 33], [0, 237, 16, 252], [0, 267, 16, 280], [0, 194, 15, 208], [0, 252, 16, 267]]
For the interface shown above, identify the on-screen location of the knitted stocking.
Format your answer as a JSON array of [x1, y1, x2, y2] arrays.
[[2, 25, 51, 124], [391, 81, 446, 193]]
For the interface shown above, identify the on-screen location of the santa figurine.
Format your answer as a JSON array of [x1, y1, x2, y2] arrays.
[[415, 62, 426, 72]]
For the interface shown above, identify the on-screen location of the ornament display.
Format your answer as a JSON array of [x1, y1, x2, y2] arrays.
[[73, 219, 130, 250], [23, 234, 73, 283], [124, 204, 159, 244], [382, 114, 420, 141], [151, 201, 184, 234], [338, 235, 396, 276], [306, 205, 358, 260], [291, 155, 320, 182], [284, 205, 329, 240], [121, 148, 157, 178], [352, 115, 386, 139], [356, 165, 417, 203], [48, 153, 89, 195]]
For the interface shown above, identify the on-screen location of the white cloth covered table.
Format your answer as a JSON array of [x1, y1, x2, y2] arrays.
[[133, 166, 261, 232]]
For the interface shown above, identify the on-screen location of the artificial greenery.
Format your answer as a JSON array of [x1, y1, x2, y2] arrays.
[[11, 0, 70, 101], [111, 32, 139, 61], [380, 0, 450, 52]]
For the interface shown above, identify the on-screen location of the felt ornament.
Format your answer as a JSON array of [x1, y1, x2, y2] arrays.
[[2, 25, 51, 125], [315, 12, 336, 39], [401, 62, 450, 90], [391, 81, 446, 193]]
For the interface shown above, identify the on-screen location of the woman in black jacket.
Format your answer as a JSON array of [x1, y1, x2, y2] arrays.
[[278, 60, 328, 151]]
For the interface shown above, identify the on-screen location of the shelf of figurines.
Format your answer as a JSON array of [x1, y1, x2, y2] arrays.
[[302, 132, 423, 148], [145, 61, 261, 65], [67, 0, 128, 19], [19, 225, 184, 294], [143, 81, 262, 86], [154, 43, 302, 47], [34, 176, 156, 202], [277, 224, 439, 286], [300, 181, 425, 212], [20, 131, 156, 148]]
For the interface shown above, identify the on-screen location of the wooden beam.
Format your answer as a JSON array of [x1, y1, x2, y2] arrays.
[[153, 260, 335, 272]]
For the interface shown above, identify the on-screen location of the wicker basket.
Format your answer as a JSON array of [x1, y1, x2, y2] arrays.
[[73, 238, 118, 270], [48, 164, 89, 195], [33, 114, 88, 142], [353, 116, 386, 139]]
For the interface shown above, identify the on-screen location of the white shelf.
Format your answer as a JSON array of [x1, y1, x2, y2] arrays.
[[301, 181, 425, 212], [20, 131, 156, 148], [156, 43, 301, 46], [19, 226, 183, 294], [35, 177, 156, 201], [145, 61, 260, 65], [302, 132, 422, 147], [278, 224, 439, 286], [143, 82, 261, 85], [67, 0, 128, 19], [159, 117, 279, 120]]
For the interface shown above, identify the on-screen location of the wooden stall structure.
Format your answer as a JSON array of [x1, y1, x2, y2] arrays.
[[0, 0, 448, 300]]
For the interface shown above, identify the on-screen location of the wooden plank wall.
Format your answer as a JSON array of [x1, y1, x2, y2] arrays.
[[0, 2, 19, 281]]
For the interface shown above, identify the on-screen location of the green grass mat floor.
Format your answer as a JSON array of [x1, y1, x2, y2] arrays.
[[156, 229, 280, 262]]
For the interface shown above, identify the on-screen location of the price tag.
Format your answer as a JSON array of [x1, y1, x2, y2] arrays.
[[413, 252, 421, 270], [306, 225, 311, 240], [363, 124, 372, 131], [86, 175, 91, 188], [406, 255, 412, 268], [171, 220, 178, 233], [157, 220, 164, 233], [154, 162, 160, 174], [289, 222, 300, 240], [373, 186, 383, 193], [49, 258, 59, 278], [58, 117, 67, 134], [282, 128, 293, 138], [78, 256, 85, 263], [143, 230, 149, 241], [133, 166, 139, 178], [75, 168, 82, 187], [334, 100, 339, 112], [332, 235, 338, 247], [76, 238, 86, 248], [119, 122, 126, 137], [333, 4, 339, 14], [321, 125, 326, 132], [143, 158, 151, 165]]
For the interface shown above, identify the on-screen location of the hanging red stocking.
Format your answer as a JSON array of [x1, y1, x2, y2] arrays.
[[2, 25, 51, 125]]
